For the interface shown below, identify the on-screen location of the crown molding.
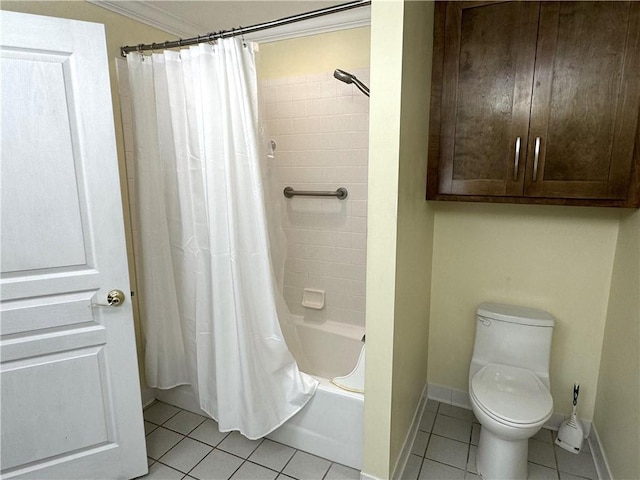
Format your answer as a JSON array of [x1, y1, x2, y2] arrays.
[[89, 1, 370, 45], [245, 5, 370, 44], [88, 1, 203, 38]]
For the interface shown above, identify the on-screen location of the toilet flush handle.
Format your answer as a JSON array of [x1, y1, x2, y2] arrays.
[[479, 318, 492, 327]]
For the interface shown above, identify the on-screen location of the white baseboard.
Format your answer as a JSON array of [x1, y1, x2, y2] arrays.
[[588, 424, 612, 480], [426, 383, 592, 436], [427, 383, 471, 409], [141, 387, 156, 408], [360, 473, 382, 480], [391, 383, 428, 480]]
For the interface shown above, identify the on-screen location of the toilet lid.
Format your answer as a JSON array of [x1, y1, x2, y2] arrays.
[[471, 364, 553, 425]]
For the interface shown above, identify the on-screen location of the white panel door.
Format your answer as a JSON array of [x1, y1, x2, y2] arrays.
[[0, 11, 147, 479]]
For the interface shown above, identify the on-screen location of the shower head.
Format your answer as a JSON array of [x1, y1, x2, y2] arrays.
[[333, 69, 370, 97], [333, 69, 355, 84]]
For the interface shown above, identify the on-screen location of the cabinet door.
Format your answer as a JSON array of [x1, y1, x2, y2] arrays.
[[439, 1, 540, 196], [525, 2, 640, 199]]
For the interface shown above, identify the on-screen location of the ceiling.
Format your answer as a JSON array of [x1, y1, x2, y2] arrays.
[[90, 1, 370, 42]]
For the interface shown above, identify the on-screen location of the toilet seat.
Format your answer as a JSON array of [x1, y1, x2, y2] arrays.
[[470, 364, 553, 426]]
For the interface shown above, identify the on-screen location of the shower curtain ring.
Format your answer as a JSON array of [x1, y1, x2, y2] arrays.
[[239, 26, 247, 47]]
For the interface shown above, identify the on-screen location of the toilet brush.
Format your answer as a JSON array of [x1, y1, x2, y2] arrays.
[[555, 383, 584, 453]]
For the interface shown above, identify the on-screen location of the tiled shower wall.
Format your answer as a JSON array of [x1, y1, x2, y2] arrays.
[[261, 69, 369, 327]]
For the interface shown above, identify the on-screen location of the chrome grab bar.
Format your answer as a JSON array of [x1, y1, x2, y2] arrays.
[[283, 186, 348, 200]]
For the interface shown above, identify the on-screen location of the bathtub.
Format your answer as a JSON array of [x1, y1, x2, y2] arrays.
[[153, 319, 365, 469], [268, 318, 365, 469]]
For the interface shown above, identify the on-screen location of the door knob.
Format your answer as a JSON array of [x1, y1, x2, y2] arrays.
[[106, 289, 125, 306]]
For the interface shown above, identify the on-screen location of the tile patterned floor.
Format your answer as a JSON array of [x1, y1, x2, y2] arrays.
[[140, 399, 599, 480], [138, 401, 360, 480], [409, 399, 599, 480]]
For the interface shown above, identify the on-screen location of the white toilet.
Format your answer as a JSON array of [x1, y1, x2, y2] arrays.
[[469, 303, 555, 480]]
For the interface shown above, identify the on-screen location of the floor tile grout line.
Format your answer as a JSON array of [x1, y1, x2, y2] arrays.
[[180, 429, 229, 451], [419, 409, 437, 476], [224, 457, 246, 480], [278, 446, 299, 476], [149, 433, 187, 463], [155, 436, 205, 474], [551, 431, 563, 480], [239, 459, 289, 479], [320, 460, 336, 480], [415, 427, 434, 478], [145, 403, 360, 480], [186, 427, 231, 448], [186, 445, 258, 479], [154, 458, 190, 475], [423, 457, 467, 474], [143, 405, 182, 427], [428, 431, 472, 446], [464, 432, 472, 472], [183, 448, 214, 480], [249, 437, 302, 472], [150, 425, 219, 462], [160, 418, 208, 438], [417, 403, 601, 480]]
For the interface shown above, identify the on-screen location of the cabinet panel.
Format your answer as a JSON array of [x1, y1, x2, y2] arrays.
[[525, 1, 640, 199], [439, 1, 540, 196], [429, 1, 640, 206]]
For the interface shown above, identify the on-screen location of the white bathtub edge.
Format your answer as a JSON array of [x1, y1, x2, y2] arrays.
[[268, 376, 364, 469], [391, 382, 428, 480], [289, 315, 365, 341]]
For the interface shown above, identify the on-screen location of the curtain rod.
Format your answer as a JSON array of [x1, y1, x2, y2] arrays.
[[120, 0, 371, 57]]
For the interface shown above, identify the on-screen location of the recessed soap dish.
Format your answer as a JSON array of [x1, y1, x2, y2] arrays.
[[301, 288, 325, 310]]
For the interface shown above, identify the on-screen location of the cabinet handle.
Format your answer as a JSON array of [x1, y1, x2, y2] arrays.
[[513, 137, 521, 181], [533, 136, 541, 181]]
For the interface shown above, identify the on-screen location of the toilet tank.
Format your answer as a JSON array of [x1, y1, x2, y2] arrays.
[[469, 303, 555, 388]]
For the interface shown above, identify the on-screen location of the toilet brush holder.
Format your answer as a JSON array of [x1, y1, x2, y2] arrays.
[[555, 383, 584, 453]]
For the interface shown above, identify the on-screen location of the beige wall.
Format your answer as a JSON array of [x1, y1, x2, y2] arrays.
[[390, 0, 434, 474], [594, 209, 640, 479], [363, 1, 435, 478], [428, 203, 620, 420], [0, 1, 175, 386], [257, 27, 370, 79], [362, 1, 403, 476]]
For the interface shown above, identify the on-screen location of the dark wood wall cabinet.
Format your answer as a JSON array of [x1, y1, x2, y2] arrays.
[[427, 1, 640, 207]]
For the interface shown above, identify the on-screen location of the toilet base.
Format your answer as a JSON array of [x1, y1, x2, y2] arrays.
[[476, 426, 528, 480]]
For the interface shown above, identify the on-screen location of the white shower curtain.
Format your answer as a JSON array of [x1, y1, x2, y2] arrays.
[[126, 39, 317, 439]]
